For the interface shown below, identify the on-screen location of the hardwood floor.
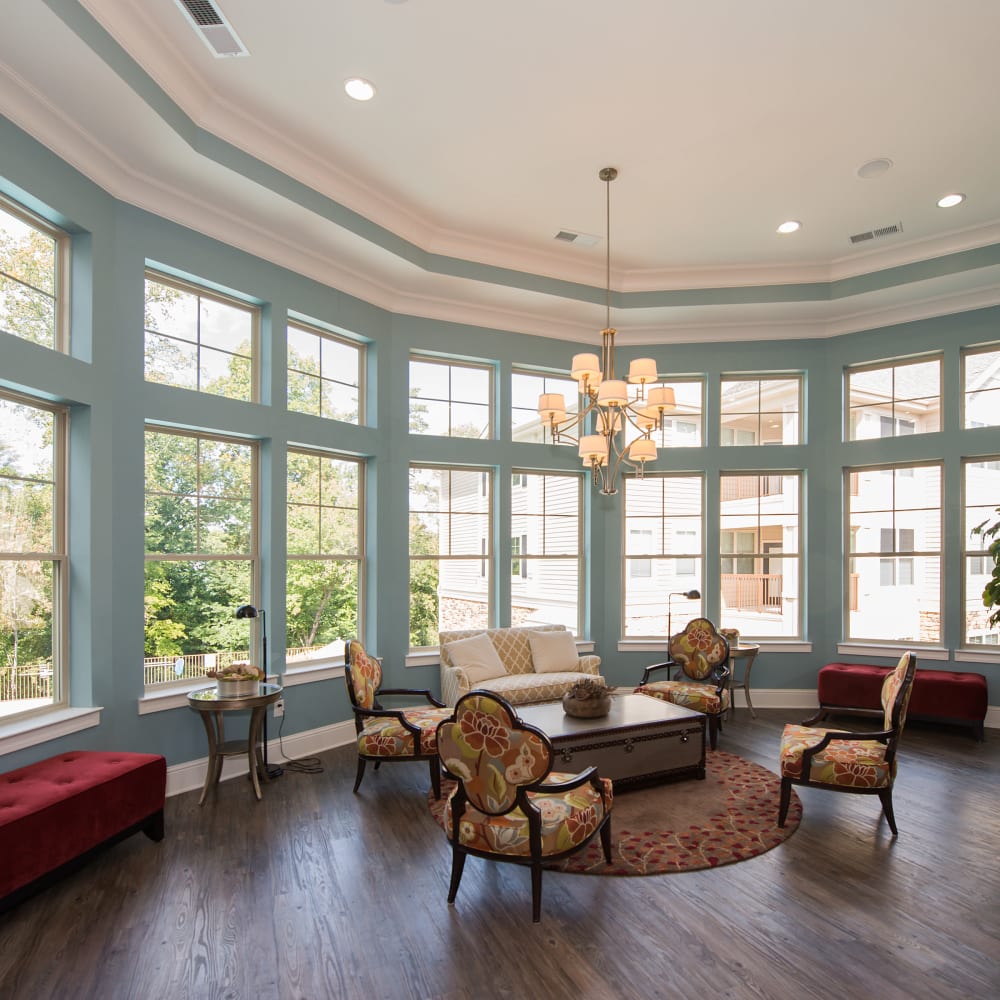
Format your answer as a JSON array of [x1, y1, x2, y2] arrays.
[[1, 710, 998, 1000]]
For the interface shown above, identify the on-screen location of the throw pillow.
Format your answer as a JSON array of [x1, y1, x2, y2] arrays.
[[527, 629, 580, 674], [444, 632, 507, 684]]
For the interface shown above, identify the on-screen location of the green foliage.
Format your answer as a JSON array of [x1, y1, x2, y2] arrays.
[[973, 508, 1000, 627]]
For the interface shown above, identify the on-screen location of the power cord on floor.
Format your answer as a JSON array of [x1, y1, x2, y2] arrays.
[[271, 712, 325, 774]]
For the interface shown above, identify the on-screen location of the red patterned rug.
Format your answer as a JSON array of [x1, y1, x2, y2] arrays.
[[427, 749, 801, 876]]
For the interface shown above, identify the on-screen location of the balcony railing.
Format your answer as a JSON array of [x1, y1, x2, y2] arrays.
[[721, 573, 783, 611]]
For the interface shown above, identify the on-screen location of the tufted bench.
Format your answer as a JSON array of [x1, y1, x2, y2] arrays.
[[807, 663, 988, 741], [0, 750, 166, 911]]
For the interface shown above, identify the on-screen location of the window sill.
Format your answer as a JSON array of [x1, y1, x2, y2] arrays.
[[836, 643, 949, 661], [618, 639, 811, 654], [0, 707, 102, 756], [955, 649, 1000, 665], [282, 662, 345, 687]]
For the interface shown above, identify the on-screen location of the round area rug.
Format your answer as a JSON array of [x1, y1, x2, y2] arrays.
[[427, 750, 801, 876]]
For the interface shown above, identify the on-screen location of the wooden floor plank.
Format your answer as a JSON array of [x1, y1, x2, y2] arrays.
[[1, 710, 997, 999]]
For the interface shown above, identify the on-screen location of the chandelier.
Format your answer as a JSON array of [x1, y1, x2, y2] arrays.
[[537, 167, 675, 495]]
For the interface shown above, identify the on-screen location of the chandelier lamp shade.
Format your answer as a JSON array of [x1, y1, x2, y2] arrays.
[[538, 167, 676, 495]]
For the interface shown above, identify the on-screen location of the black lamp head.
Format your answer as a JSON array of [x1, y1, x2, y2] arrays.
[[684, 589, 701, 600], [235, 604, 259, 620]]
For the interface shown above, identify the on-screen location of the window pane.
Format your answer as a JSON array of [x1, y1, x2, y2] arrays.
[[964, 347, 1000, 428], [410, 358, 493, 438], [0, 201, 60, 351], [963, 457, 1000, 646], [847, 357, 941, 440]]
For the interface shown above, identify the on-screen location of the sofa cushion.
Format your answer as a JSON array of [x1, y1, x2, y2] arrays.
[[527, 629, 579, 673], [480, 672, 592, 705], [444, 632, 507, 683]]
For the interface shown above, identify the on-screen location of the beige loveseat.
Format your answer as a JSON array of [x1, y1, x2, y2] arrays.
[[438, 624, 603, 708]]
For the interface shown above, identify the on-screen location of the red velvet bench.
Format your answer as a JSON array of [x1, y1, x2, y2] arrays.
[[807, 663, 988, 741], [0, 750, 166, 912]]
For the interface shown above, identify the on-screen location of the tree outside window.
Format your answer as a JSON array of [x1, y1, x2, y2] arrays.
[[0, 392, 66, 718]]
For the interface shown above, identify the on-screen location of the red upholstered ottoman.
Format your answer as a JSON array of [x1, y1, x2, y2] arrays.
[[0, 750, 166, 911], [808, 663, 988, 741]]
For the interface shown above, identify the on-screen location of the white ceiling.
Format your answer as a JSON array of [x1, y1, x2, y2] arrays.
[[3, 0, 1000, 342]]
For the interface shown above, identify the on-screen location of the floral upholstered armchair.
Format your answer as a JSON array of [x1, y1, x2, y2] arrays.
[[344, 639, 452, 798], [635, 617, 731, 749], [436, 691, 613, 922], [777, 651, 917, 836]]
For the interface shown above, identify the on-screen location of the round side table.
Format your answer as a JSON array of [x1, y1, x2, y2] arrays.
[[728, 643, 760, 718], [187, 682, 283, 804]]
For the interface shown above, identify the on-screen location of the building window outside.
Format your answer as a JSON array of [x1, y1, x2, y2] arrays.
[[720, 376, 801, 446], [720, 473, 802, 638], [286, 449, 363, 667], [511, 471, 582, 631], [409, 465, 491, 647], [846, 463, 941, 643], [623, 474, 703, 637], [409, 357, 492, 438], [143, 428, 257, 687], [846, 355, 941, 441], [0, 391, 67, 720], [963, 345, 1000, 429], [287, 319, 364, 423], [963, 457, 1000, 646], [624, 378, 704, 448], [144, 272, 258, 401], [511, 369, 577, 444], [0, 194, 68, 352]]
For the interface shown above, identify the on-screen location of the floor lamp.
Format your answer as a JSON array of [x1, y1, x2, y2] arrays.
[[235, 603, 283, 779], [667, 589, 701, 645]]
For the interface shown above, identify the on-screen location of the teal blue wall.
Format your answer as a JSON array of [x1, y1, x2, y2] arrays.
[[2, 116, 998, 770]]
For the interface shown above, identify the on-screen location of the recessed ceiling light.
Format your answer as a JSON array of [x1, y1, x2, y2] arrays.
[[937, 193, 966, 208], [857, 158, 893, 179], [776, 221, 801, 234], [344, 78, 376, 101]]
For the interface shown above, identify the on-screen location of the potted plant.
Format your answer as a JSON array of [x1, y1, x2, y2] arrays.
[[562, 677, 613, 718], [207, 662, 264, 697]]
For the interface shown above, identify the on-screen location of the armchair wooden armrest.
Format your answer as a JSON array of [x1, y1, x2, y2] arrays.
[[641, 660, 677, 684], [798, 727, 892, 775], [373, 687, 445, 708]]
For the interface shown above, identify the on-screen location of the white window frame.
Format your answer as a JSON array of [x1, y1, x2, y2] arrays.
[[144, 270, 260, 401], [962, 456, 1000, 648], [720, 375, 802, 447], [286, 318, 365, 424], [0, 389, 68, 722], [408, 355, 494, 439], [845, 354, 942, 442], [511, 368, 578, 445], [962, 343, 1000, 430], [0, 192, 70, 353]]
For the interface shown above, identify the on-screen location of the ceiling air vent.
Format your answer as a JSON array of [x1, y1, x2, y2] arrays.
[[849, 221, 903, 246], [554, 230, 600, 247], [174, 0, 248, 58]]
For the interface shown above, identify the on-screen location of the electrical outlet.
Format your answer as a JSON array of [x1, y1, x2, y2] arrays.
[[273, 698, 285, 718]]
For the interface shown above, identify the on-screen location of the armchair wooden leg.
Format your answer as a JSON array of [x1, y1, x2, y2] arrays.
[[878, 787, 898, 836], [708, 716, 719, 751], [353, 757, 367, 793], [447, 848, 466, 905], [428, 758, 442, 799], [600, 818, 612, 864], [530, 863, 543, 923], [801, 708, 829, 725], [778, 777, 792, 827]]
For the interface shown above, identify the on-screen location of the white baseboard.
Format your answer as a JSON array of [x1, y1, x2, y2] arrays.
[[166, 719, 356, 798]]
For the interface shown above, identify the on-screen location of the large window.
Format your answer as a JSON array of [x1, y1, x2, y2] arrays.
[[721, 376, 801, 446], [846, 356, 941, 440], [511, 369, 577, 444], [143, 429, 257, 687], [287, 320, 364, 423], [286, 449, 363, 666], [0, 194, 67, 352], [144, 273, 258, 401], [846, 464, 941, 643], [963, 345, 1000, 429], [963, 457, 1000, 646], [0, 392, 67, 719], [623, 474, 703, 637], [625, 378, 704, 448], [409, 466, 491, 647], [510, 472, 583, 631], [409, 357, 492, 438], [720, 473, 802, 638]]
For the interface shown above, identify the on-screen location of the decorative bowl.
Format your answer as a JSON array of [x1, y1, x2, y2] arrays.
[[562, 691, 612, 718], [217, 678, 261, 698]]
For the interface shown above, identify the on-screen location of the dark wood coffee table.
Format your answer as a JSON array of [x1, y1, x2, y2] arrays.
[[516, 693, 706, 786]]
